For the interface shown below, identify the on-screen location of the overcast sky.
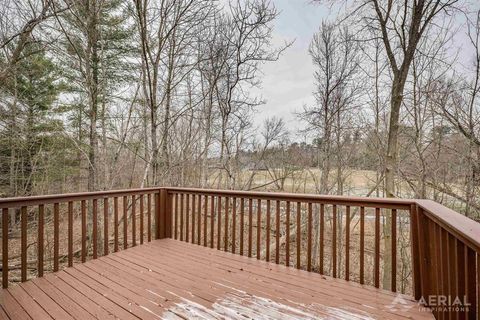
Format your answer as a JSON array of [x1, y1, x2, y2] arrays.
[[251, 0, 332, 134], [251, 0, 477, 137]]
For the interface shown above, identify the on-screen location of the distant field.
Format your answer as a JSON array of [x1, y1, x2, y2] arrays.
[[240, 168, 387, 196]]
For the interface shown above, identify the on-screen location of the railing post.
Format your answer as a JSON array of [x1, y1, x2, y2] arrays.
[[158, 188, 171, 239], [410, 204, 422, 300]]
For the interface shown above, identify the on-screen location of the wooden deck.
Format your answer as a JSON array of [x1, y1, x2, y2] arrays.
[[0, 239, 433, 320]]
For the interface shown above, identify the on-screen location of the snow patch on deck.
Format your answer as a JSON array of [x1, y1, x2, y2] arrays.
[[163, 290, 375, 319]]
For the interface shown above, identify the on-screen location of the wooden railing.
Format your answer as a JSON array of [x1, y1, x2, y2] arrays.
[[1, 187, 479, 319], [0, 188, 166, 288]]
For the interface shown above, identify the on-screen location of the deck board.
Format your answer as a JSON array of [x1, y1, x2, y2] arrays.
[[0, 239, 434, 319]]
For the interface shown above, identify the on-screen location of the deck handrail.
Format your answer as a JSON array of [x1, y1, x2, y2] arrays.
[[1, 187, 479, 319]]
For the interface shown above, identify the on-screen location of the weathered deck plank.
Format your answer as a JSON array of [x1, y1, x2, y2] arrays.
[[0, 239, 434, 319]]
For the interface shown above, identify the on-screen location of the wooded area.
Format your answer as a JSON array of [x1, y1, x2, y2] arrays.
[[0, 0, 479, 298]]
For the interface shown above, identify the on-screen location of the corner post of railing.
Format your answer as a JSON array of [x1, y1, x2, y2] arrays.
[[157, 188, 172, 239], [412, 202, 433, 306], [410, 203, 422, 301]]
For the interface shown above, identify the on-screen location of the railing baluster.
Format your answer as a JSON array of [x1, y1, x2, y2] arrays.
[[203, 195, 207, 246], [440, 228, 448, 319], [68, 201, 73, 267], [180, 193, 184, 242], [457, 241, 466, 318], [448, 235, 457, 314], [391, 208, 397, 292], [38, 205, 44, 277], [307, 202, 312, 272], [332, 204, 337, 278], [286, 201, 290, 267], [296, 202, 301, 269], [217, 196, 222, 250], [186, 194, 190, 243], [320, 203, 324, 274], [430, 219, 439, 313], [18, 207, 27, 280], [197, 194, 201, 245], [93, 199, 98, 259], [360, 206, 365, 284], [2, 208, 8, 288], [114, 197, 119, 252], [257, 199, 261, 259], [132, 195, 136, 247], [192, 194, 196, 244], [154, 192, 160, 239], [224, 197, 229, 251], [210, 196, 214, 248], [81, 200, 86, 262], [266, 200, 271, 262], [248, 198, 253, 258], [123, 196, 128, 249], [345, 205, 350, 281], [464, 248, 476, 319], [140, 195, 144, 245], [147, 194, 151, 242], [232, 198, 236, 253], [474, 251, 480, 320], [275, 200, 280, 264], [374, 207, 380, 288], [54, 203, 59, 271], [174, 193, 178, 240], [240, 198, 245, 255], [104, 198, 109, 255]]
